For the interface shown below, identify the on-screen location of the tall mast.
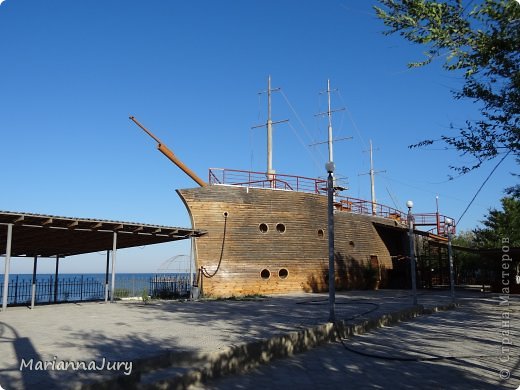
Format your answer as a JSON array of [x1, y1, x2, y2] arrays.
[[267, 75, 274, 177], [361, 139, 385, 215], [369, 140, 376, 214], [326, 79, 334, 164], [252, 76, 288, 185], [313, 79, 347, 188]]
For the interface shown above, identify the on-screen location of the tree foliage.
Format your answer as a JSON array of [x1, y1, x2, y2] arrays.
[[452, 229, 485, 276], [375, 0, 519, 174], [473, 195, 520, 247]]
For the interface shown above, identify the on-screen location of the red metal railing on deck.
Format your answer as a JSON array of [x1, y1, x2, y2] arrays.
[[333, 195, 407, 222], [207, 168, 456, 236], [414, 213, 456, 235], [208, 168, 326, 194]]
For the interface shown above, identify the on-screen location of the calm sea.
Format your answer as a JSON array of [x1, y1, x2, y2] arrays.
[[4, 273, 173, 283], [1, 273, 194, 305]]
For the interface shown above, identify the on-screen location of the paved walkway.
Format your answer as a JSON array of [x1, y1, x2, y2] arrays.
[[195, 294, 520, 390], [0, 290, 517, 389]]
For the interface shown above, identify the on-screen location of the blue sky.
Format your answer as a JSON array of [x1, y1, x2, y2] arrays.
[[1, 0, 517, 273]]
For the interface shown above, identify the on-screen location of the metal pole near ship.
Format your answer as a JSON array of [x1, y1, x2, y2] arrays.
[[407, 201, 418, 305], [326, 161, 336, 322], [446, 218, 456, 303]]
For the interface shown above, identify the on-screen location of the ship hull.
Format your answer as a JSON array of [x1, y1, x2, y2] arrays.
[[178, 185, 407, 296]]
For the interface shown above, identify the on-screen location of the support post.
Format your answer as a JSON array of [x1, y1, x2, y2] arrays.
[[110, 232, 117, 303], [446, 219, 456, 303], [2, 224, 13, 312], [435, 195, 440, 235], [326, 164, 336, 322], [105, 250, 110, 303], [407, 202, 418, 306], [189, 237, 194, 291], [54, 255, 60, 303], [31, 256, 38, 309], [199, 266, 204, 297]]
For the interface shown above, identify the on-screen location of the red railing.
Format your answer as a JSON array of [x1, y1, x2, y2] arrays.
[[208, 168, 326, 194], [207, 168, 456, 236], [334, 195, 407, 222], [414, 213, 456, 235]]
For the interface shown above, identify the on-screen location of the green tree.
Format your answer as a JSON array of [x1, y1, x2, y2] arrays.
[[473, 195, 520, 247], [452, 229, 483, 282], [375, 0, 519, 176], [453, 229, 478, 248]]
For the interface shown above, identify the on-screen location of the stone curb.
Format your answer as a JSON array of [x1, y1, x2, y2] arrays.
[[81, 302, 457, 390]]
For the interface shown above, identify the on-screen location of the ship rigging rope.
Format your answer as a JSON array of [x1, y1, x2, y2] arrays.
[[201, 213, 228, 279], [279, 90, 325, 169]]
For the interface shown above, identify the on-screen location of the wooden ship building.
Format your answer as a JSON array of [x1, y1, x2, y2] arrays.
[[130, 79, 456, 297]]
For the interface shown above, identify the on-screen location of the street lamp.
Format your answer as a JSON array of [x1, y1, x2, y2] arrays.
[[407, 200, 418, 305], [326, 161, 336, 322], [445, 217, 455, 303]]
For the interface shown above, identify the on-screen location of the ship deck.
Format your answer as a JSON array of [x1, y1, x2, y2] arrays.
[[208, 168, 455, 236]]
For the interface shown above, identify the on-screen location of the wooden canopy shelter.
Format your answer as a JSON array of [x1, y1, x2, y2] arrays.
[[0, 211, 206, 310]]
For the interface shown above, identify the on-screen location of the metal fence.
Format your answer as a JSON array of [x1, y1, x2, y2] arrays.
[[149, 275, 191, 299], [208, 168, 327, 194], [0, 274, 192, 306]]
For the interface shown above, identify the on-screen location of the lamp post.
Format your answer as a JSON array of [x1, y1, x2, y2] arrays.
[[446, 217, 455, 303], [407, 200, 418, 306], [326, 161, 336, 323]]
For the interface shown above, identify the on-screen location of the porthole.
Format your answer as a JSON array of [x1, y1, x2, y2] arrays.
[[260, 269, 271, 279], [276, 223, 286, 234], [278, 268, 289, 279], [259, 223, 269, 233], [223, 211, 229, 217], [349, 240, 355, 247], [317, 229, 324, 238]]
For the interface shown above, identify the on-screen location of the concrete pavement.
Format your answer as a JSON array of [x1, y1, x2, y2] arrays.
[[195, 294, 520, 390], [0, 290, 516, 389]]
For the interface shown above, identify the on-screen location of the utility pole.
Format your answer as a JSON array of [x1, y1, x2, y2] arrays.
[[360, 140, 385, 215], [314, 79, 348, 322], [326, 161, 336, 322], [252, 76, 288, 186], [445, 217, 456, 303], [407, 201, 418, 306], [436, 195, 441, 235]]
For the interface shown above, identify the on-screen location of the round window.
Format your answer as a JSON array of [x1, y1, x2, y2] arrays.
[[276, 223, 286, 233], [259, 223, 268, 233], [260, 269, 271, 279], [278, 268, 289, 279]]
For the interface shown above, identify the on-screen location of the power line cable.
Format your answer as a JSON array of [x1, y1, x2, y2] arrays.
[[457, 150, 512, 224]]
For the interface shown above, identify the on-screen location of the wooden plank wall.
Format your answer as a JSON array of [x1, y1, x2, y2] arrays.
[[177, 185, 405, 296]]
